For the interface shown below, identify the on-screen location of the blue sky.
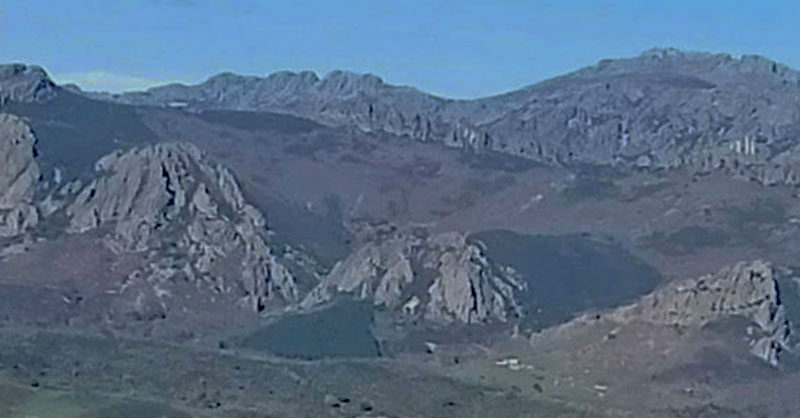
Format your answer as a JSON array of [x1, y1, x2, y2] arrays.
[[1, 0, 798, 98]]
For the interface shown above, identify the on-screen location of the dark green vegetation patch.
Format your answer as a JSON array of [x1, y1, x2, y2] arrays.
[[241, 300, 380, 359], [470, 230, 661, 330]]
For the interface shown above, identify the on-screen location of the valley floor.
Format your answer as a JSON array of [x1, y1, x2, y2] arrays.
[[1, 318, 798, 418], [0, 325, 596, 418]]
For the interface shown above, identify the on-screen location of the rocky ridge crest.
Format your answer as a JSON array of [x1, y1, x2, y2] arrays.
[[7, 51, 800, 188], [74, 49, 800, 188]]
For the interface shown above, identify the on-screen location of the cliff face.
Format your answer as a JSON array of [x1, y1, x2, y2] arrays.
[[609, 260, 792, 366], [0, 114, 40, 237], [302, 229, 525, 324]]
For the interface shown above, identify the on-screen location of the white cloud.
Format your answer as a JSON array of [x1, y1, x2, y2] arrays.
[[51, 71, 186, 93]]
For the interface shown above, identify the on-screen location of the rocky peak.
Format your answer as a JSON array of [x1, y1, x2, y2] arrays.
[[302, 227, 525, 324], [0, 64, 57, 105], [79, 48, 800, 190]]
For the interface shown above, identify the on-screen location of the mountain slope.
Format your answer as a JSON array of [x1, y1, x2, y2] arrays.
[[607, 260, 793, 366], [0, 116, 320, 320]]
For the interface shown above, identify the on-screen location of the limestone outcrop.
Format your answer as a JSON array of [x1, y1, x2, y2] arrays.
[[302, 228, 525, 323], [0, 114, 40, 237], [610, 260, 791, 365], [63, 143, 307, 313]]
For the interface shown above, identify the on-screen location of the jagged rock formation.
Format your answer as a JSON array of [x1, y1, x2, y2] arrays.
[[302, 228, 525, 323], [89, 69, 450, 139], [60, 143, 309, 313], [83, 48, 800, 187], [609, 260, 791, 366], [0, 114, 40, 237], [0, 64, 56, 105]]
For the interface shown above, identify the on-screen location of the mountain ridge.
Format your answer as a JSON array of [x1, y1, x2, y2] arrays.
[[51, 48, 800, 188], [4, 47, 799, 105], [37, 47, 800, 99]]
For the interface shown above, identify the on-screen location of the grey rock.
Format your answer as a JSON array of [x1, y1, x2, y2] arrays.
[[0, 114, 39, 208], [611, 260, 791, 365], [0, 204, 38, 238], [0, 114, 40, 236], [64, 143, 305, 313], [302, 228, 525, 323], [0, 64, 56, 105]]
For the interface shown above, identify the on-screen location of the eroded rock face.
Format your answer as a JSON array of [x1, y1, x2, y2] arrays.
[[303, 229, 525, 324], [611, 260, 791, 365], [63, 143, 306, 313], [0, 114, 40, 236], [0, 64, 56, 105]]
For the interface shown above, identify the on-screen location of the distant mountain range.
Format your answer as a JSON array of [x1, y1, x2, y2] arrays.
[[3, 49, 800, 185]]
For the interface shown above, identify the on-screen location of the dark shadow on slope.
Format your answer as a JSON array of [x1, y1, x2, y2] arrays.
[[469, 230, 661, 331], [195, 109, 323, 135], [257, 195, 350, 270], [2, 90, 156, 177], [240, 299, 380, 360], [641, 226, 731, 256]]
